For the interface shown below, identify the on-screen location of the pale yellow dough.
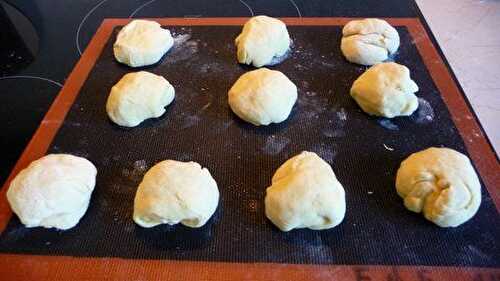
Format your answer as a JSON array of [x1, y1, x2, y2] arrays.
[[265, 151, 346, 231], [114, 20, 174, 67], [350, 62, 419, 118], [341, 18, 400, 65], [228, 68, 297, 126], [7, 154, 97, 230], [396, 147, 482, 227], [106, 71, 175, 127], [133, 160, 219, 228], [235, 15, 291, 67]]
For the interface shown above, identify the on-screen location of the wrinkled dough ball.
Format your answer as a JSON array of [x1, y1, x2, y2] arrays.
[[228, 68, 297, 126], [235, 15, 291, 67], [133, 160, 219, 228], [114, 19, 174, 67], [350, 62, 419, 118], [7, 154, 97, 230], [341, 18, 400, 65], [265, 151, 346, 231], [106, 71, 175, 127], [396, 147, 482, 227]]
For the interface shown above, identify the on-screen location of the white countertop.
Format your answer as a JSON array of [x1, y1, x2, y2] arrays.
[[416, 0, 500, 155]]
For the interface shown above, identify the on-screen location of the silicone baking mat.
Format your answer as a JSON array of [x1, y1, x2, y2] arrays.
[[0, 18, 498, 280]]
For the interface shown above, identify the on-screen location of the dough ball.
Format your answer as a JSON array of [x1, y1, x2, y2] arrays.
[[228, 68, 297, 126], [265, 151, 346, 231], [106, 71, 175, 127], [350, 62, 419, 118], [6, 154, 97, 230], [235, 15, 291, 67], [133, 160, 219, 228], [396, 147, 481, 227], [114, 19, 174, 67], [341, 18, 400, 65]]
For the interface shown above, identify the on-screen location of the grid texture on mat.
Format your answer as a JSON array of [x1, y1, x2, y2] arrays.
[[0, 26, 498, 267]]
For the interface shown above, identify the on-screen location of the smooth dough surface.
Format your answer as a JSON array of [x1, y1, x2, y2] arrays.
[[106, 71, 175, 127], [341, 18, 400, 65], [350, 62, 419, 118], [228, 68, 297, 126], [396, 147, 481, 227], [114, 19, 174, 67], [7, 154, 97, 230], [235, 15, 291, 67], [133, 160, 219, 228], [265, 151, 346, 231]]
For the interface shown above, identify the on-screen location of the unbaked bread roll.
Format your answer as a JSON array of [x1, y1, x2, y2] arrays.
[[235, 16, 291, 67], [341, 18, 400, 65], [114, 19, 174, 67], [350, 62, 419, 118], [396, 147, 482, 227], [133, 160, 219, 228], [106, 71, 175, 127], [7, 154, 97, 230], [228, 68, 297, 126], [265, 151, 346, 231]]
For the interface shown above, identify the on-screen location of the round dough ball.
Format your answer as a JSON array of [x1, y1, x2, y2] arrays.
[[350, 62, 419, 118], [396, 147, 482, 227], [235, 15, 291, 67], [6, 154, 97, 230], [265, 151, 346, 231], [106, 71, 175, 127], [341, 18, 400, 65], [133, 160, 219, 228], [113, 19, 174, 67], [228, 68, 297, 126]]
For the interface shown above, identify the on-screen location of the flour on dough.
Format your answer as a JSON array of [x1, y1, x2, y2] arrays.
[[235, 16, 291, 67], [114, 20, 174, 67], [7, 154, 97, 230]]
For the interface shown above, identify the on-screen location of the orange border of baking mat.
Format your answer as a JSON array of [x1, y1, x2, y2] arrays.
[[0, 18, 498, 280]]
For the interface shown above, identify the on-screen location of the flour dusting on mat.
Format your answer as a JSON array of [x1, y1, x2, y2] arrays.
[[321, 107, 347, 138], [200, 62, 224, 73], [293, 91, 329, 123], [262, 135, 290, 155], [133, 160, 148, 173], [323, 128, 345, 138], [173, 33, 191, 45], [180, 115, 201, 129], [378, 118, 399, 130], [122, 160, 148, 183], [337, 108, 347, 121], [411, 98, 435, 124], [310, 143, 336, 163], [321, 61, 336, 68], [162, 32, 198, 64]]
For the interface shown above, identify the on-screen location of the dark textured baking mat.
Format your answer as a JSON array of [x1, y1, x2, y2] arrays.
[[0, 25, 498, 267]]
